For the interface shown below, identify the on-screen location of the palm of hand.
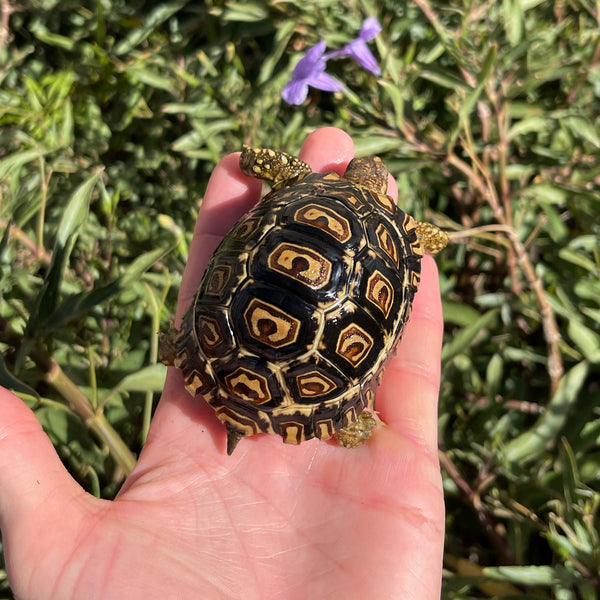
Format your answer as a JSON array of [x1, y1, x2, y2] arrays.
[[0, 128, 444, 600]]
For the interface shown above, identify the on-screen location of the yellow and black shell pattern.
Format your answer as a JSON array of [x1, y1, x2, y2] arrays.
[[172, 169, 424, 448]]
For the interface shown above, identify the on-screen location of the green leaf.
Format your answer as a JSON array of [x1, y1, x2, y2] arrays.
[[22, 75, 44, 112], [21, 170, 103, 345], [0, 148, 46, 180], [379, 80, 405, 130], [113, 363, 167, 394], [113, 0, 190, 55], [257, 20, 295, 86], [100, 363, 167, 410], [568, 319, 600, 362], [449, 44, 497, 148], [418, 68, 471, 91], [559, 247, 599, 275], [574, 278, 600, 304], [562, 115, 600, 148], [0, 218, 10, 256], [127, 67, 175, 92], [522, 183, 568, 205], [503, 346, 547, 364], [442, 300, 482, 326], [353, 136, 405, 157], [503, 361, 590, 464], [220, 1, 269, 22], [483, 565, 559, 585], [503, 0, 525, 47], [32, 29, 76, 51], [50, 282, 123, 328], [508, 116, 551, 140], [45, 245, 174, 331], [0, 352, 40, 399], [486, 353, 504, 399], [539, 202, 569, 241], [441, 309, 499, 364], [558, 439, 579, 520], [121, 246, 173, 288], [58, 97, 74, 147]]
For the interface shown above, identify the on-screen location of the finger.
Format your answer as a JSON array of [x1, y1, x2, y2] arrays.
[[375, 256, 443, 451], [299, 126, 354, 173], [0, 386, 83, 531], [299, 127, 398, 202]]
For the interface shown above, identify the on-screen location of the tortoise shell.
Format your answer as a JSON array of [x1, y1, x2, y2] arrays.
[[166, 147, 447, 454]]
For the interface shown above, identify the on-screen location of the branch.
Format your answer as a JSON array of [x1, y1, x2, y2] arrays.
[[447, 151, 564, 394]]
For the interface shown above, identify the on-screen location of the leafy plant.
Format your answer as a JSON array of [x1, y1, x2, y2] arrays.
[[1, 0, 599, 597]]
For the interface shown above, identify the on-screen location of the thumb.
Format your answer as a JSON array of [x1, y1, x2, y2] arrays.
[[0, 386, 84, 531]]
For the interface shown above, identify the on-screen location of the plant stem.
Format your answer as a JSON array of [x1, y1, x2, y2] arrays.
[[0, 318, 137, 474], [446, 150, 564, 394]]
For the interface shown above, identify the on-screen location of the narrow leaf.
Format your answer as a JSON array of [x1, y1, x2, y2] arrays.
[[562, 115, 600, 148], [113, 0, 190, 55], [115, 363, 167, 393], [483, 564, 559, 585], [568, 319, 600, 362], [463, 45, 497, 120], [441, 309, 499, 364], [121, 246, 173, 288], [0, 148, 45, 180], [503, 0, 525, 46], [0, 353, 40, 399], [45, 245, 173, 331], [503, 361, 590, 464], [23, 170, 103, 338]]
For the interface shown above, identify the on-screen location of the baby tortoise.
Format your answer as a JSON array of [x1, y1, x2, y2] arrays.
[[163, 146, 447, 454]]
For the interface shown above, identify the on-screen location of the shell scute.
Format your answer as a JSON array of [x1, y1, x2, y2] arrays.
[[248, 228, 351, 305], [230, 281, 321, 361]]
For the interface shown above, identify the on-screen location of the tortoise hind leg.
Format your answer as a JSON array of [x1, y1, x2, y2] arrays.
[[335, 410, 380, 448]]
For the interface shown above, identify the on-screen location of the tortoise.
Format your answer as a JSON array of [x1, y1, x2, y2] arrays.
[[162, 145, 447, 455]]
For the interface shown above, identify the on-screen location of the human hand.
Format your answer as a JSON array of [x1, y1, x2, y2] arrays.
[[0, 127, 445, 600]]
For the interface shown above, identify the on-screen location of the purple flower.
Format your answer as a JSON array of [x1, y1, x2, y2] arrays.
[[282, 40, 344, 105], [326, 17, 382, 75]]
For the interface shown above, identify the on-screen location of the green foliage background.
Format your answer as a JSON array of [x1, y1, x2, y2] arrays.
[[1, 0, 599, 597]]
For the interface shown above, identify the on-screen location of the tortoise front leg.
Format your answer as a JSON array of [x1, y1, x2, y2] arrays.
[[240, 146, 312, 189], [415, 222, 448, 255]]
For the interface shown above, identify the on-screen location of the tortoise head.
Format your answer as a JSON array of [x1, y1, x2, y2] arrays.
[[344, 156, 388, 195]]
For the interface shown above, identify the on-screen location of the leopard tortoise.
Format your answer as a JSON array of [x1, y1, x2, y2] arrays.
[[162, 145, 447, 454]]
